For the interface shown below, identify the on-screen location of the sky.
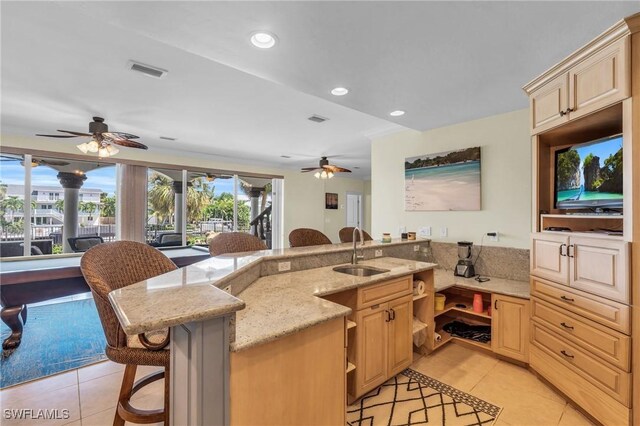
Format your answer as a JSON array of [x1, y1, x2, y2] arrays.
[[573, 134, 623, 166], [1, 157, 244, 199]]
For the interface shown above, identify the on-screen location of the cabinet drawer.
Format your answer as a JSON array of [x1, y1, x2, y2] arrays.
[[531, 297, 629, 371], [531, 277, 630, 334], [530, 346, 630, 426], [531, 322, 630, 406], [357, 276, 412, 309]]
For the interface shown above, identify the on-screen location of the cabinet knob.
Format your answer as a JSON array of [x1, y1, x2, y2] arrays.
[[560, 295, 575, 302], [566, 107, 575, 113], [389, 308, 396, 321], [560, 322, 574, 330], [385, 310, 391, 322], [559, 110, 567, 117]]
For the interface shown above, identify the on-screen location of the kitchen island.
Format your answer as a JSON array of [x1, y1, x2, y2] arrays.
[[107, 239, 528, 425]]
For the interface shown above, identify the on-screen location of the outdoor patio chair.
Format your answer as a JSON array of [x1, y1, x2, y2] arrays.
[[81, 241, 176, 426], [288, 228, 332, 247], [339, 227, 373, 243], [208, 232, 267, 256], [67, 235, 104, 252]]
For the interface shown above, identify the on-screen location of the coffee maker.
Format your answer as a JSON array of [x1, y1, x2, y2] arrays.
[[454, 241, 475, 278]]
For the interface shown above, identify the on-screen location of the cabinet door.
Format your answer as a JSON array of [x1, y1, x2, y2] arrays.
[[492, 294, 529, 362], [569, 38, 630, 121], [569, 237, 629, 303], [353, 303, 388, 398], [530, 73, 569, 134], [387, 295, 414, 377], [531, 233, 570, 284]]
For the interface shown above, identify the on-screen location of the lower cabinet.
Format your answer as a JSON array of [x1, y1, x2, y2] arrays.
[[491, 294, 530, 363], [352, 294, 413, 399]]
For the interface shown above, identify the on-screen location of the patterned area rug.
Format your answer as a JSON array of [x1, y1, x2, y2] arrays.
[[1, 299, 107, 389], [347, 368, 502, 426]]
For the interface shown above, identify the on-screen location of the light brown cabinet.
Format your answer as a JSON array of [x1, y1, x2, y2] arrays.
[[528, 38, 629, 134], [352, 292, 413, 399], [530, 233, 629, 303], [491, 294, 529, 362]]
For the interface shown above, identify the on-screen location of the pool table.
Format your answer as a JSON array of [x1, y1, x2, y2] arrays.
[[0, 246, 211, 350]]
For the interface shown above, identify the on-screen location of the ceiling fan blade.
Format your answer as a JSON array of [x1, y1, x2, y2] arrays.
[[103, 132, 140, 140], [106, 138, 148, 149], [36, 134, 79, 138], [324, 165, 352, 173], [301, 167, 320, 172], [57, 130, 93, 136], [40, 160, 70, 166]]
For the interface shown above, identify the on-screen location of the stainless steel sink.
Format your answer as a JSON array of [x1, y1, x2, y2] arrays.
[[333, 265, 390, 277]]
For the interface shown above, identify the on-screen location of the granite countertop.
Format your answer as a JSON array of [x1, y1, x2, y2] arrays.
[[108, 257, 252, 335], [232, 257, 437, 352], [108, 239, 429, 335], [433, 268, 530, 299]]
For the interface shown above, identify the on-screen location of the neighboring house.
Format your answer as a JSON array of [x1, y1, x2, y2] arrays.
[[4, 184, 103, 226]]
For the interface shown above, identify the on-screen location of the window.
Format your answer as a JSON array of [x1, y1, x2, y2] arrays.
[[0, 154, 26, 257], [146, 168, 180, 247]]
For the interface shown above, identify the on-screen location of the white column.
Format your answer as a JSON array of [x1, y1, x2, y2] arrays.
[[57, 172, 86, 253]]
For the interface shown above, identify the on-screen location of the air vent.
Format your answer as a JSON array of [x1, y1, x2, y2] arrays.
[[128, 61, 168, 79], [159, 136, 176, 141], [308, 115, 329, 123]]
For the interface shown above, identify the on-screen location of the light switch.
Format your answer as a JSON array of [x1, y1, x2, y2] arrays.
[[440, 227, 448, 237]]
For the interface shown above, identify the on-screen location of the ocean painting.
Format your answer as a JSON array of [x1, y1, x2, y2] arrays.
[[405, 147, 481, 211]]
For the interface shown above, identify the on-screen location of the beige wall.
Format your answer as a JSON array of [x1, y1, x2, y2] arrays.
[[321, 177, 366, 243], [364, 180, 372, 234], [1, 136, 366, 246], [371, 109, 531, 249]]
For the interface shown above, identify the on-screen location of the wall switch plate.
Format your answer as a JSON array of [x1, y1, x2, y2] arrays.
[[414, 245, 420, 252], [419, 226, 431, 237], [440, 227, 448, 237], [278, 261, 291, 272], [375, 249, 383, 257], [223, 285, 232, 293], [488, 232, 499, 242]]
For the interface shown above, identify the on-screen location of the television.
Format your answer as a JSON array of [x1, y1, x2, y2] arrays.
[[554, 134, 623, 210]]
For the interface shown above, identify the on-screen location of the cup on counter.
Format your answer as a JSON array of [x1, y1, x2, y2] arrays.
[[382, 233, 392, 243], [407, 232, 416, 240]]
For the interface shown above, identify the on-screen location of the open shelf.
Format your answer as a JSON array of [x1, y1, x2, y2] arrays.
[[346, 320, 357, 330], [540, 214, 623, 236], [451, 336, 492, 350], [412, 318, 427, 338], [346, 362, 356, 374], [434, 295, 491, 320], [412, 293, 428, 301]]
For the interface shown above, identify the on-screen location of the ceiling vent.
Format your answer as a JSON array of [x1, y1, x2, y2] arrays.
[[128, 61, 168, 79], [159, 136, 176, 141], [308, 115, 329, 123]]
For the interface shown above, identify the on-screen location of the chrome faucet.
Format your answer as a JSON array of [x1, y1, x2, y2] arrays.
[[352, 227, 365, 264]]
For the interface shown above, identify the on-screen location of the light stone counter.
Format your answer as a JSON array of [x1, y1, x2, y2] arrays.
[[108, 239, 430, 335], [232, 257, 437, 351], [433, 268, 530, 299]]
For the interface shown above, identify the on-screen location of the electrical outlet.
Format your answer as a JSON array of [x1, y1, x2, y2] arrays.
[[419, 226, 431, 237], [414, 245, 420, 252], [440, 227, 448, 237], [223, 285, 232, 293], [375, 249, 383, 257], [278, 261, 291, 272], [488, 232, 499, 242]]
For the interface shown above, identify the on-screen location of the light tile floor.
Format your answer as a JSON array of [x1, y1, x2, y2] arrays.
[[0, 343, 596, 425]]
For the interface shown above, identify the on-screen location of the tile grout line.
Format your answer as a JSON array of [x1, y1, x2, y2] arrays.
[[468, 359, 501, 394], [75, 369, 83, 425]]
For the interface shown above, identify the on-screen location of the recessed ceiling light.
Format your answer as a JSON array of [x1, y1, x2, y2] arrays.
[[389, 110, 405, 117], [250, 31, 277, 49], [331, 87, 349, 96]]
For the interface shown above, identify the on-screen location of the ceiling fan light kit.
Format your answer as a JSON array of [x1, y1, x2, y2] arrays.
[[37, 116, 147, 159], [301, 156, 351, 179]]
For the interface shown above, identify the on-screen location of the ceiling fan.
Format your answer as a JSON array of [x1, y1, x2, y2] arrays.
[[36, 116, 148, 158], [301, 156, 351, 179], [1, 156, 69, 168]]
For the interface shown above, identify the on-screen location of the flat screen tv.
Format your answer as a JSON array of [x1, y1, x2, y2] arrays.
[[554, 134, 623, 210]]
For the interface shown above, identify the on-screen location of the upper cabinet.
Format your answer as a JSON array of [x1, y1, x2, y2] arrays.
[[525, 34, 630, 135]]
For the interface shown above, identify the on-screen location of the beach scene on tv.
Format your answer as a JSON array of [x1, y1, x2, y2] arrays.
[[556, 135, 623, 207], [405, 147, 481, 211]]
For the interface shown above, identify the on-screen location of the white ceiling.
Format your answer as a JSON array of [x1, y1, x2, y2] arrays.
[[2, 1, 639, 178]]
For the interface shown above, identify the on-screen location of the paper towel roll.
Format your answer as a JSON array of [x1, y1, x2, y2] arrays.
[[434, 332, 442, 342], [413, 280, 425, 295]]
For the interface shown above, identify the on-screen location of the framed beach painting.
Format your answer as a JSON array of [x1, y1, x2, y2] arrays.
[[405, 147, 481, 211], [325, 192, 338, 209]]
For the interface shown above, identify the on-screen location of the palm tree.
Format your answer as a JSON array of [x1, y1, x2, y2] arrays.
[[2, 196, 23, 221], [80, 201, 97, 221], [100, 194, 116, 218], [54, 199, 64, 213], [147, 173, 214, 225]]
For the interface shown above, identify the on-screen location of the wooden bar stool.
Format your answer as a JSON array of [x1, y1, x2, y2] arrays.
[[81, 241, 177, 425]]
